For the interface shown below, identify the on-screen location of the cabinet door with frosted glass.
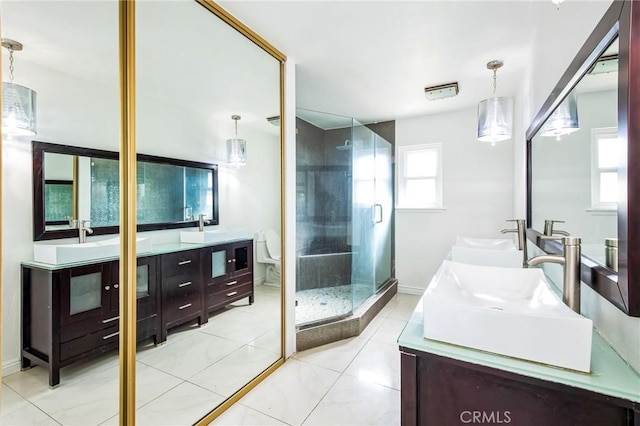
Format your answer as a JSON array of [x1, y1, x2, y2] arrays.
[[59, 263, 111, 326]]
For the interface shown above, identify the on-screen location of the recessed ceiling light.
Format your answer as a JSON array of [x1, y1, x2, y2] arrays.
[[424, 82, 459, 101]]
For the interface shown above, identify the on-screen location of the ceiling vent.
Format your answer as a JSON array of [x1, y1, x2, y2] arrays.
[[424, 82, 459, 101]]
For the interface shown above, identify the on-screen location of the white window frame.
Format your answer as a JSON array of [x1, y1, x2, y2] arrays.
[[396, 143, 443, 209], [590, 127, 619, 211]]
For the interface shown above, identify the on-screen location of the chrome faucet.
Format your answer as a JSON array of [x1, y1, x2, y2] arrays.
[[198, 214, 211, 232], [78, 220, 93, 244], [543, 220, 570, 237], [500, 219, 528, 266], [527, 236, 582, 313]]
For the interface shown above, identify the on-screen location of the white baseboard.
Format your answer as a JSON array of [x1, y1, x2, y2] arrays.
[[2, 358, 21, 377], [397, 285, 425, 295]]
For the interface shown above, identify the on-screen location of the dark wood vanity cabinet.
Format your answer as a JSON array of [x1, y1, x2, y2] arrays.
[[400, 348, 639, 426], [159, 249, 206, 340], [21, 239, 254, 387], [22, 257, 161, 387], [201, 240, 254, 313]]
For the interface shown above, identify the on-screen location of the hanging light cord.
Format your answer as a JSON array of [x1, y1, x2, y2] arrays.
[[7, 47, 15, 83], [234, 118, 238, 137]]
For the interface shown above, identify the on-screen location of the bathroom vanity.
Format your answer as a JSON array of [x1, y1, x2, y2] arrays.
[[21, 238, 253, 387], [398, 301, 640, 426]]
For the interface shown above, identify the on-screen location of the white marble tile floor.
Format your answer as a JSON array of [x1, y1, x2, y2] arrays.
[[211, 292, 421, 426], [1, 290, 420, 426]]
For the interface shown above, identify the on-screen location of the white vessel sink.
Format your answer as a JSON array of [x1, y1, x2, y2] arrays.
[[423, 260, 593, 372], [34, 237, 153, 265], [455, 236, 516, 250], [452, 237, 522, 268], [180, 228, 249, 244]]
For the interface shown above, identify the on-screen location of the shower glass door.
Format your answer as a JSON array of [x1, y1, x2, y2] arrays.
[[351, 123, 393, 310]]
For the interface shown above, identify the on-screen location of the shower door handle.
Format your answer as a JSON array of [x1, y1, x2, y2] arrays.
[[373, 204, 383, 224]]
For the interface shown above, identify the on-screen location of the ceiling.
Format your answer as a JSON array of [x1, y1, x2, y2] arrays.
[[219, 0, 613, 125]]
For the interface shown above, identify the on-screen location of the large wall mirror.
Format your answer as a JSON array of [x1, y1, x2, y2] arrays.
[[2, 0, 284, 424], [527, 0, 639, 317], [33, 141, 219, 240]]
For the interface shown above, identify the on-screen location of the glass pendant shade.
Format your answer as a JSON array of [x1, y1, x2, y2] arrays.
[[2, 82, 37, 136], [477, 96, 513, 143], [227, 137, 247, 166], [540, 91, 579, 139]]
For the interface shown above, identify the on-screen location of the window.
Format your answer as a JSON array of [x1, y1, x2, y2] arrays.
[[397, 143, 442, 208], [591, 127, 620, 210]]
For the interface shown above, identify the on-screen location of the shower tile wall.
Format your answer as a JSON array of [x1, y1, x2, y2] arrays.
[[295, 118, 396, 293], [296, 117, 352, 292]]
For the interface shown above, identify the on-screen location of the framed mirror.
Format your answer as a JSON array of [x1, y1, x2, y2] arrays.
[[526, 0, 640, 316], [33, 141, 219, 240]]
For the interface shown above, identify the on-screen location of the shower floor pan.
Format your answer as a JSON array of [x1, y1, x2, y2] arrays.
[[295, 279, 397, 351]]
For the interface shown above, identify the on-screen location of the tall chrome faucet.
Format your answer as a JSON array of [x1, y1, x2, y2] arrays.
[[543, 220, 570, 237], [500, 219, 528, 266], [78, 220, 93, 244], [527, 236, 582, 313], [198, 214, 211, 232]]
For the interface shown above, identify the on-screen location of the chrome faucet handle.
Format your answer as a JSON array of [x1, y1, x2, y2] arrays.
[[66, 216, 79, 228], [80, 220, 93, 234], [544, 219, 569, 236]]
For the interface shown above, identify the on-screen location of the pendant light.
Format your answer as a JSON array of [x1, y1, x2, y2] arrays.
[[2, 39, 37, 136], [227, 115, 246, 166], [540, 90, 579, 140], [477, 60, 513, 144]]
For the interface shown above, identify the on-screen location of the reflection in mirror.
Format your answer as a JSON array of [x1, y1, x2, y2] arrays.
[[531, 38, 618, 267], [1, 0, 122, 423], [134, 0, 282, 423], [35, 142, 219, 240]]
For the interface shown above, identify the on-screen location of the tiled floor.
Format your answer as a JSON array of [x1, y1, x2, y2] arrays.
[[1, 290, 420, 426], [211, 292, 421, 426], [1, 285, 282, 426]]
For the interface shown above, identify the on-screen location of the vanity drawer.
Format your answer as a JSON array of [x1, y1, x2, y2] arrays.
[[60, 325, 119, 361], [208, 282, 252, 309], [60, 314, 119, 343], [206, 274, 252, 295], [163, 274, 200, 298], [164, 292, 202, 325], [161, 250, 201, 278]]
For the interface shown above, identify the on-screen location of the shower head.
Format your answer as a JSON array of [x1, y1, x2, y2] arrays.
[[336, 140, 351, 151]]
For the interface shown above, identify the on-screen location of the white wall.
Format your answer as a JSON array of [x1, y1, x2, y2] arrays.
[[395, 106, 515, 294], [2, 60, 281, 374]]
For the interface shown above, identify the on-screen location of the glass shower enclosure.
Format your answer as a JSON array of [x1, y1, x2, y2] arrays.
[[295, 108, 393, 326]]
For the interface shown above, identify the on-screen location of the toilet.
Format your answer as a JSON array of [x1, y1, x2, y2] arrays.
[[256, 229, 281, 285]]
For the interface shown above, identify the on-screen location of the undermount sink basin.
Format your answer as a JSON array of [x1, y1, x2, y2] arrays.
[[423, 260, 593, 372], [33, 237, 153, 265], [180, 228, 249, 244], [452, 237, 522, 268]]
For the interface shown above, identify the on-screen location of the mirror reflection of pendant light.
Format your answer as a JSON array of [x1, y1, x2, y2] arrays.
[[2, 39, 37, 136], [540, 91, 579, 140], [477, 60, 513, 144], [227, 115, 246, 166]]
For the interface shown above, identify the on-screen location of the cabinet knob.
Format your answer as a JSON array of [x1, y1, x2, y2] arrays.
[[232, 259, 236, 263], [228, 259, 232, 263], [105, 285, 110, 291], [114, 284, 119, 289]]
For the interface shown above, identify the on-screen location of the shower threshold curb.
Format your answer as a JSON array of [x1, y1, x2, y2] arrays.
[[295, 279, 398, 352]]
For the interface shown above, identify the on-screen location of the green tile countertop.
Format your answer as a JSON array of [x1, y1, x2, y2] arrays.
[[22, 238, 252, 271], [398, 295, 640, 403]]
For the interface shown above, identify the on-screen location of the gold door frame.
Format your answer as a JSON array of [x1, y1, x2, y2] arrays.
[[116, 1, 288, 424]]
